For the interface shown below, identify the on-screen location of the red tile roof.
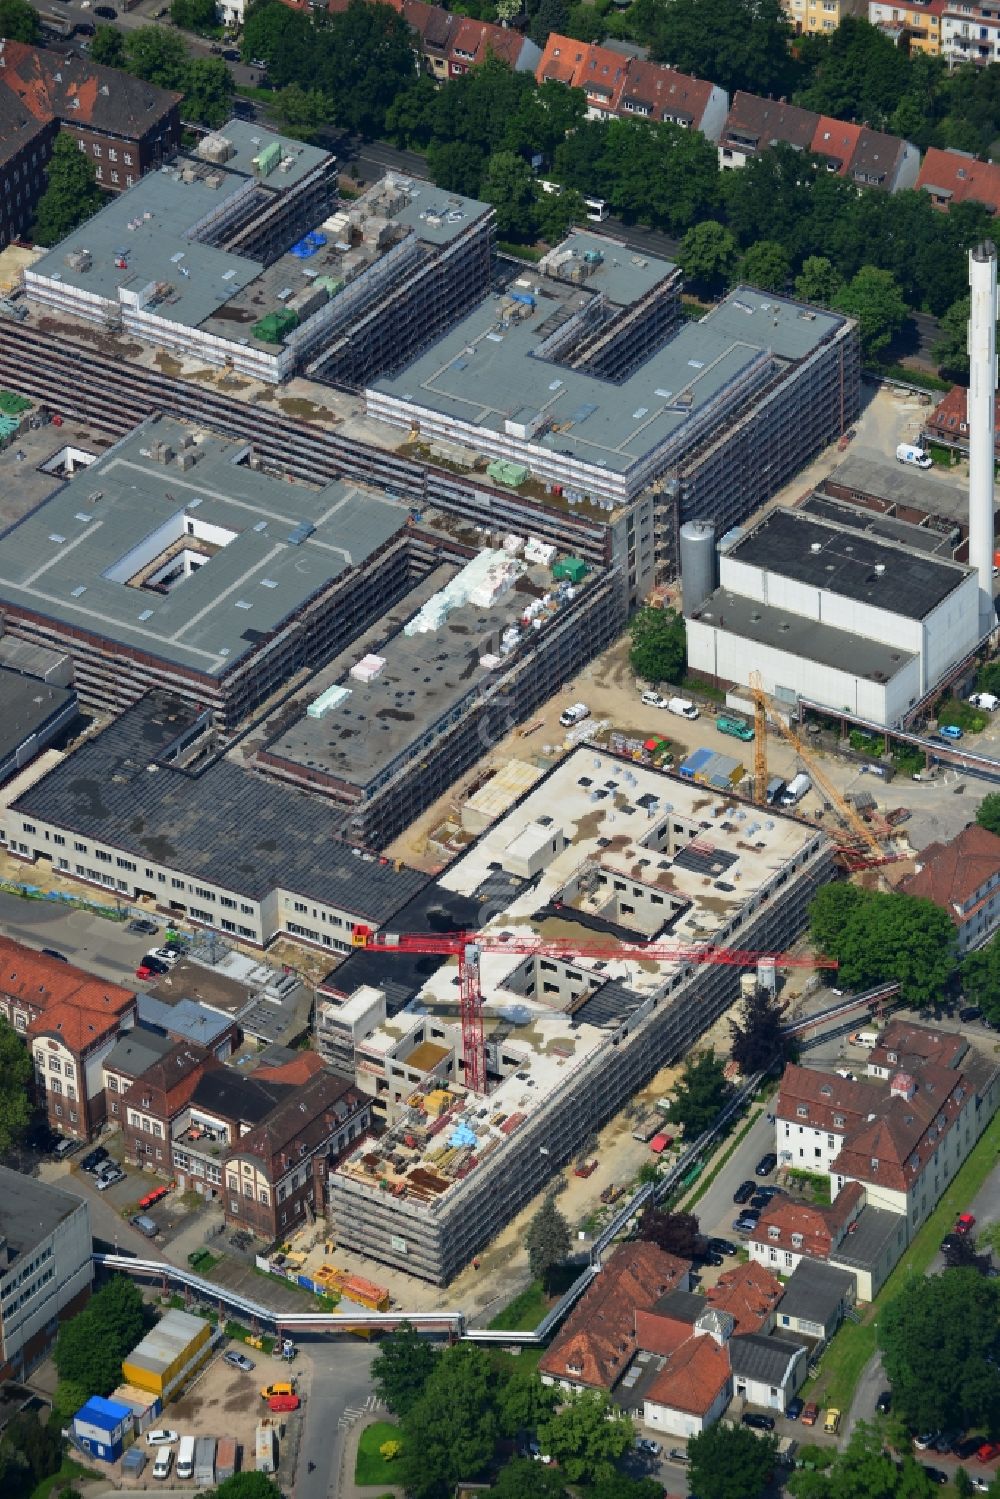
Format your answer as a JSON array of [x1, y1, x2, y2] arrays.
[[811, 116, 863, 174], [0, 39, 180, 137], [643, 1328, 731, 1417], [776, 1062, 879, 1137], [539, 1242, 690, 1390], [705, 1261, 782, 1334], [253, 1051, 326, 1087], [749, 1181, 864, 1260], [918, 147, 1000, 214], [535, 34, 714, 129], [830, 1066, 966, 1192], [123, 1043, 216, 1116], [868, 1019, 967, 1075], [0, 938, 134, 1055], [720, 90, 819, 153], [925, 385, 1000, 457], [900, 824, 1000, 927]]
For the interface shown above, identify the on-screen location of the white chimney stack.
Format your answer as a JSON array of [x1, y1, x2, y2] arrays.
[[968, 240, 998, 636]]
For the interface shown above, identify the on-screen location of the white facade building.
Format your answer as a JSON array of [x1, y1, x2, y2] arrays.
[[0, 1167, 93, 1380]]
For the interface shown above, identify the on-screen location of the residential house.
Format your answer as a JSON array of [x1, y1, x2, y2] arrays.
[[535, 35, 728, 141], [717, 90, 918, 190], [900, 823, 1000, 952], [539, 1241, 692, 1392], [868, 0, 944, 53], [918, 147, 1000, 213], [121, 1044, 219, 1170], [102, 1029, 176, 1124], [0, 1166, 93, 1382], [783, 0, 867, 34], [729, 1332, 807, 1413], [0, 40, 180, 195], [640, 1304, 734, 1438], [941, 0, 1000, 64], [0, 939, 135, 1141], [925, 383, 1000, 459], [748, 1181, 866, 1280], [224, 1059, 371, 1241], [323, 0, 540, 79], [776, 1259, 856, 1343], [705, 1260, 783, 1335]]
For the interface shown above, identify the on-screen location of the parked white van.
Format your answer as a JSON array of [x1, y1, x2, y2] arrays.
[[667, 697, 699, 720], [896, 442, 932, 468], [970, 693, 999, 711], [559, 702, 590, 727], [176, 1436, 195, 1482], [779, 772, 812, 806], [153, 1449, 173, 1481]]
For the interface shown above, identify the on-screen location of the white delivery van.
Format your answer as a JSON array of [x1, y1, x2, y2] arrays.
[[667, 697, 699, 720], [970, 693, 999, 711], [559, 702, 590, 727], [780, 772, 812, 806], [152, 1449, 173, 1481], [176, 1436, 196, 1482], [856, 1028, 881, 1050], [896, 442, 932, 468]]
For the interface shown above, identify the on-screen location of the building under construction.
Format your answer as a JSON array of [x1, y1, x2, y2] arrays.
[[325, 748, 834, 1283]]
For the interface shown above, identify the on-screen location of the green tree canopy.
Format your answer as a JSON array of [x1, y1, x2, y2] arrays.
[[33, 135, 103, 248], [794, 255, 842, 306], [808, 883, 957, 1005], [399, 1343, 500, 1499], [740, 239, 791, 293], [371, 1322, 440, 1417], [687, 1420, 777, 1499], [209, 1477, 284, 1499], [90, 23, 126, 66], [486, 1460, 567, 1499], [787, 1422, 936, 1499], [0, 1017, 33, 1156], [636, 1205, 701, 1259], [271, 84, 333, 141], [54, 1276, 148, 1396], [977, 793, 1000, 837], [480, 151, 537, 243], [729, 986, 793, 1074], [633, 0, 794, 97], [0, 0, 38, 42], [833, 265, 909, 362], [933, 295, 972, 383], [170, 0, 217, 33], [672, 1050, 730, 1138], [961, 933, 1000, 1025], [537, 1389, 634, 1485], [497, 1368, 558, 1439], [182, 58, 234, 128], [879, 1269, 1000, 1435], [796, 18, 912, 126], [629, 606, 686, 685], [525, 1195, 571, 1286], [124, 26, 189, 88], [679, 220, 739, 298]]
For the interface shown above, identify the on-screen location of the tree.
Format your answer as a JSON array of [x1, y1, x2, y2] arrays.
[[787, 1422, 936, 1499], [270, 84, 332, 141], [740, 239, 791, 293], [170, 0, 217, 33], [0, 0, 38, 42], [537, 1389, 634, 1484], [796, 19, 913, 128], [54, 1276, 147, 1395], [961, 934, 1000, 1026], [371, 1322, 439, 1417], [879, 1269, 1000, 1435], [629, 606, 686, 685], [933, 295, 972, 382], [795, 255, 842, 306], [687, 1420, 777, 1499], [679, 221, 739, 298], [182, 58, 235, 129], [672, 1050, 730, 1138], [427, 141, 488, 198], [833, 265, 909, 362], [33, 135, 103, 248], [525, 1196, 570, 1287], [399, 1343, 500, 1499], [729, 987, 793, 1073], [978, 794, 1000, 836], [808, 883, 958, 1007], [0, 1017, 32, 1156], [590, 1479, 664, 1499], [324, 0, 419, 139], [634, 0, 793, 97], [636, 1206, 701, 1258], [209, 1478, 284, 1499], [480, 151, 538, 244], [942, 1231, 994, 1277], [497, 1368, 558, 1438], [90, 24, 125, 66], [487, 1460, 567, 1499], [529, 0, 568, 46], [124, 26, 189, 88]]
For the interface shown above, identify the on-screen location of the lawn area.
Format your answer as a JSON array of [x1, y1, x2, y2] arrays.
[[808, 1107, 1000, 1410], [488, 1280, 548, 1332], [355, 1421, 403, 1487], [31, 1458, 92, 1499]]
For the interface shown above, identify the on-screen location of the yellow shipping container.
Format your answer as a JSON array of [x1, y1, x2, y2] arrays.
[[122, 1308, 214, 1400]]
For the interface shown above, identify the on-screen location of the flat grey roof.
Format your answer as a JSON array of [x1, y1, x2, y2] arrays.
[[727, 508, 971, 618], [104, 1029, 175, 1079], [543, 229, 677, 307], [802, 494, 958, 558], [778, 1259, 855, 1321], [0, 668, 75, 767], [12, 693, 427, 919], [263, 558, 563, 789], [370, 285, 845, 476], [691, 587, 916, 682], [832, 1206, 905, 1272], [729, 1332, 805, 1382], [388, 181, 491, 246], [823, 453, 971, 527], [136, 995, 235, 1048], [0, 1165, 86, 1264], [0, 415, 406, 678], [204, 120, 329, 187]]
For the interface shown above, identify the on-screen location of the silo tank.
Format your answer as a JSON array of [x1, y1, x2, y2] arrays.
[[679, 520, 716, 615]]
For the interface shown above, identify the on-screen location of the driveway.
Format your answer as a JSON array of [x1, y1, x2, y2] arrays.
[[689, 1109, 775, 1242], [295, 1339, 381, 1499]]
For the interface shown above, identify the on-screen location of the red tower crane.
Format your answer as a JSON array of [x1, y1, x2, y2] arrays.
[[351, 927, 837, 1096]]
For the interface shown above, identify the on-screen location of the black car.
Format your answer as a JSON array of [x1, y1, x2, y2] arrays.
[[960, 1006, 983, 1023], [141, 954, 170, 975], [222, 47, 240, 60], [733, 1180, 756, 1205], [707, 1238, 737, 1256], [128, 917, 158, 936], [934, 1433, 958, 1454], [74, 21, 95, 34], [876, 1391, 892, 1416], [80, 1146, 109, 1173], [702, 1251, 724, 1267], [742, 1414, 776, 1432], [954, 1436, 981, 1460], [941, 1233, 962, 1254], [94, 4, 117, 15], [40, 948, 67, 961], [786, 1397, 804, 1421], [755, 1184, 786, 1201], [749, 1192, 772, 1212], [755, 1153, 778, 1177], [922, 1468, 948, 1486]]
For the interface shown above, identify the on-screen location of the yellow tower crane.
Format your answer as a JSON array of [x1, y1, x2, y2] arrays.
[[747, 672, 896, 869]]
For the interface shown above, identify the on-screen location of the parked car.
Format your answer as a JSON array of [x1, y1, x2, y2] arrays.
[[755, 1152, 778, 1177], [934, 1433, 958, 1454], [640, 691, 669, 710], [960, 1006, 983, 1024], [130, 1215, 158, 1239], [52, 1136, 79, 1159], [707, 1238, 737, 1256], [937, 724, 964, 740], [749, 1193, 772, 1212], [823, 1410, 841, 1435], [80, 1146, 109, 1173], [955, 1437, 982, 1460], [786, 1398, 804, 1421], [96, 1166, 125, 1191], [800, 1402, 819, 1426], [732, 1180, 756, 1205], [732, 1211, 760, 1234], [913, 1434, 940, 1452], [260, 1382, 294, 1400], [976, 1442, 1000, 1463], [668, 1447, 690, 1464], [754, 1185, 786, 1202], [225, 1351, 255, 1373], [94, 4, 116, 15], [956, 1213, 977, 1235], [702, 1251, 724, 1267], [152, 1448, 173, 1481], [128, 917, 158, 935], [636, 1438, 661, 1455], [876, 1391, 892, 1415], [146, 1430, 179, 1447], [742, 1414, 776, 1432], [149, 947, 180, 968], [922, 1468, 948, 1485]]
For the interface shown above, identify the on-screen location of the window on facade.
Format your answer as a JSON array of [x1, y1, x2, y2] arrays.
[[50, 1078, 61, 1095]]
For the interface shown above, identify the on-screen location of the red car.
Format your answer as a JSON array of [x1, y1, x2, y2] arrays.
[[138, 1186, 168, 1210], [956, 1213, 977, 1235], [976, 1443, 1000, 1463], [268, 1393, 300, 1413]]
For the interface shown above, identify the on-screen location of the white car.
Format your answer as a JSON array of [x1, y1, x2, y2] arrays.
[[640, 691, 669, 709], [149, 947, 180, 968], [146, 1429, 179, 1447]]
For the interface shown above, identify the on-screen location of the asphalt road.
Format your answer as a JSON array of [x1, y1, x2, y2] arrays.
[[691, 1107, 776, 1242], [295, 1339, 380, 1499], [0, 888, 159, 986]]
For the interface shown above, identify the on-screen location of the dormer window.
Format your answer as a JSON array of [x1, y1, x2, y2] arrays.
[[887, 1051, 898, 1063], [820, 1084, 832, 1097], [768, 1225, 781, 1240], [833, 1114, 845, 1127], [791, 1233, 803, 1248], [796, 1105, 808, 1119], [871, 1158, 879, 1172]]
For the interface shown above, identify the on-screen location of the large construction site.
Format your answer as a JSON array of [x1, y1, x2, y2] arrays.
[[324, 747, 835, 1284]]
